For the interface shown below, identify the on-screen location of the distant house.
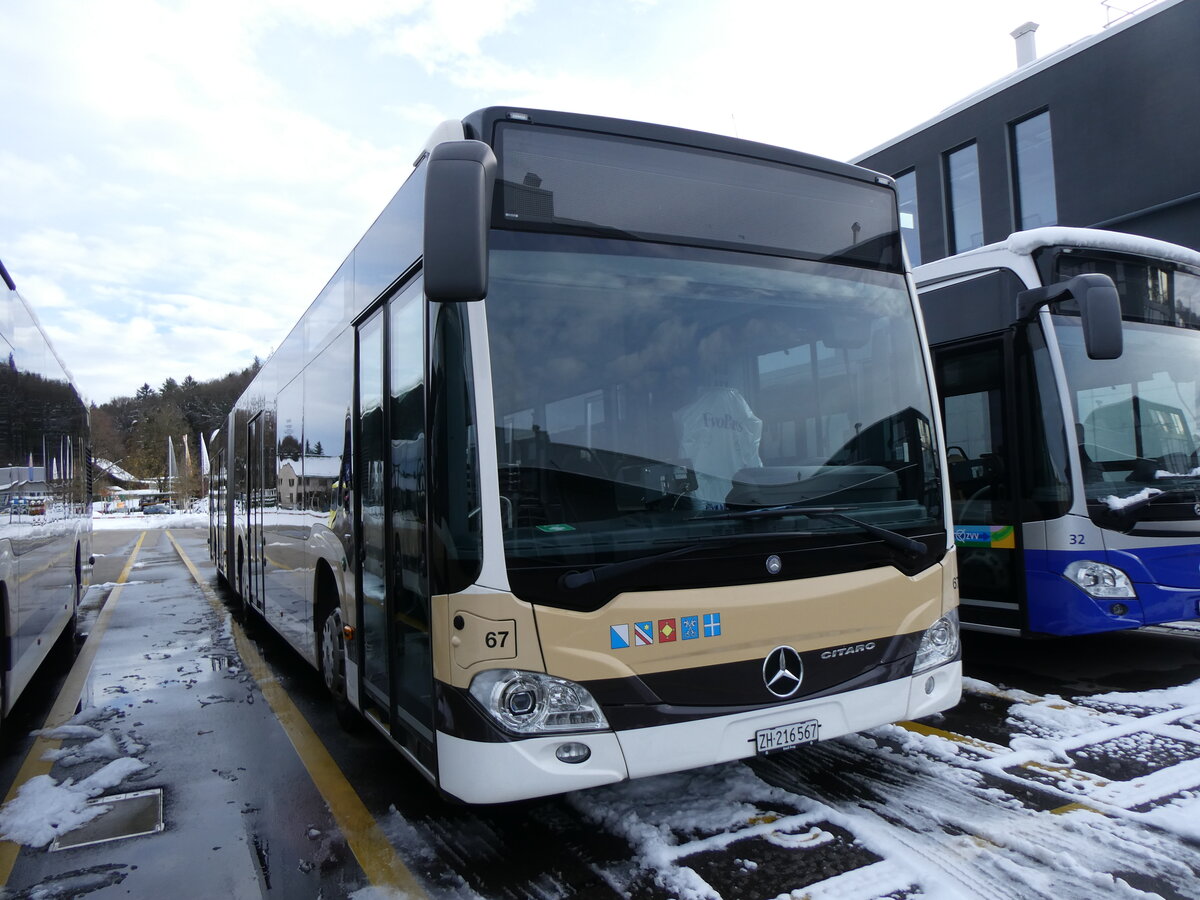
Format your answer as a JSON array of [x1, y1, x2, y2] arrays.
[[94, 457, 141, 486], [278, 456, 342, 511], [853, 0, 1200, 266], [92, 458, 170, 512], [0, 464, 49, 510]]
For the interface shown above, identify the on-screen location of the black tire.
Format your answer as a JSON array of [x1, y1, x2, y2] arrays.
[[232, 544, 258, 633], [52, 551, 82, 667], [320, 606, 361, 732]]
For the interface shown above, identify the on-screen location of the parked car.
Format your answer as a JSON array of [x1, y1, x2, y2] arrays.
[[142, 503, 172, 515]]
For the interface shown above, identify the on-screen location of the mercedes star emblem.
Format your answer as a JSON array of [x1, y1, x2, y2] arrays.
[[763, 645, 804, 698]]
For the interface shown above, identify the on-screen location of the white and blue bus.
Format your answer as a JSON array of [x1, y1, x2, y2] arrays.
[[916, 227, 1200, 637], [0, 259, 91, 727], [210, 108, 961, 803]]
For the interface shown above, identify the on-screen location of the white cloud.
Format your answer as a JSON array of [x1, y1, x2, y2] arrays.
[[0, 0, 1140, 403], [376, 0, 535, 71]]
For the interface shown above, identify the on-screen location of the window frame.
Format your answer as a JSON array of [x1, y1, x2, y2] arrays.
[[895, 168, 921, 267], [1009, 109, 1058, 232], [943, 141, 984, 255]]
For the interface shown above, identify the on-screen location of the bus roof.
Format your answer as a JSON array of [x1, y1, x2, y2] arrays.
[[459, 106, 891, 187], [916, 226, 1200, 285]]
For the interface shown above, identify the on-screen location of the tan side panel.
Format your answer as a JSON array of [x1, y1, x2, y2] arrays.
[[433, 591, 545, 689], [537, 564, 948, 683]]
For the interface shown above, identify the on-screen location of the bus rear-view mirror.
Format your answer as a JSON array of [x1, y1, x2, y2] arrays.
[[424, 140, 497, 302], [1016, 272, 1123, 360]]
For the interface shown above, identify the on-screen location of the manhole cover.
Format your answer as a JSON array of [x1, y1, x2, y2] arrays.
[[50, 789, 164, 852]]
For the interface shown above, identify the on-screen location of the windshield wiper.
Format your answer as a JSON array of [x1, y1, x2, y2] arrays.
[[1096, 487, 1190, 529], [558, 506, 928, 591], [693, 503, 926, 558], [559, 542, 706, 590]]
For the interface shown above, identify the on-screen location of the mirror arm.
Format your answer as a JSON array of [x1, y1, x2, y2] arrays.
[[1017, 280, 1073, 322], [1015, 273, 1123, 361]]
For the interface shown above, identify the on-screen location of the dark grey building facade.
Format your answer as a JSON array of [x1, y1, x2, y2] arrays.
[[855, 0, 1200, 266]]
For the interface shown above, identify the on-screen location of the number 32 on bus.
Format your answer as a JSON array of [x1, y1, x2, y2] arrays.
[[209, 108, 962, 804]]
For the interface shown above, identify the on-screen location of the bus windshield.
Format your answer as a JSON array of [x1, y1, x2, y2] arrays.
[[1053, 257, 1200, 523], [1057, 315, 1200, 514], [485, 232, 942, 595]]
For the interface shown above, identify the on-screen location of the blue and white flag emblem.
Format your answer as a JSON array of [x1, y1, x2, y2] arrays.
[[681, 615, 700, 640], [610, 624, 630, 649], [703, 613, 722, 637]]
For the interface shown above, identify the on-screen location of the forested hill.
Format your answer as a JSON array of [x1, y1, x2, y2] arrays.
[[91, 360, 261, 484]]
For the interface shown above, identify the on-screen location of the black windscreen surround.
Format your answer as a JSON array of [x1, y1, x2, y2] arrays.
[[1051, 252, 1200, 330], [918, 268, 1028, 345], [493, 123, 903, 272]]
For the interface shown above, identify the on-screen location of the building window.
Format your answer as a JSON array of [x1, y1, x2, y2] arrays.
[[945, 142, 984, 254], [1011, 110, 1057, 230], [895, 169, 921, 266]]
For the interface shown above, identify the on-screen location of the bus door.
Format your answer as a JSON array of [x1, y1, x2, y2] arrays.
[[246, 413, 266, 614], [357, 309, 390, 715], [214, 447, 226, 574], [356, 285, 434, 761], [934, 337, 1026, 630]]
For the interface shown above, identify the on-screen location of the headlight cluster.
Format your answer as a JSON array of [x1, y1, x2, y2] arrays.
[[1064, 560, 1136, 599], [914, 610, 959, 674], [469, 669, 608, 734]]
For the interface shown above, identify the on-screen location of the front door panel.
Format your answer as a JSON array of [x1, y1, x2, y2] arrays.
[[357, 311, 390, 706], [935, 339, 1025, 629]]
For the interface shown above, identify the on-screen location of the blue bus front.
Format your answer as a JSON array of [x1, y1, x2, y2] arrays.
[[928, 235, 1200, 636], [1029, 248, 1200, 634]]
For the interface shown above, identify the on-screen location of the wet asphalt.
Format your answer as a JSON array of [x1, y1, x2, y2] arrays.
[[1, 526, 1200, 898], [0, 528, 367, 898]]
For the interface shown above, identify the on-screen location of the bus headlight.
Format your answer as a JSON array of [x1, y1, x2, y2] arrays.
[[913, 610, 959, 674], [1064, 560, 1136, 599], [469, 669, 609, 734]]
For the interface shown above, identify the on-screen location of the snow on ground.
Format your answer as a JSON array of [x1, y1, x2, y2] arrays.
[[92, 511, 208, 530], [0, 702, 151, 850], [365, 666, 1200, 899], [550, 674, 1200, 899]]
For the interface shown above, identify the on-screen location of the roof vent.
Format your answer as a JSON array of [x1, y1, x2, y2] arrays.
[[1011, 21, 1039, 67]]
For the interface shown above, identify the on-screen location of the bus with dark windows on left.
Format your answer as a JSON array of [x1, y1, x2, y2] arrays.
[[0, 259, 92, 730], [209, 107, 961, 804]]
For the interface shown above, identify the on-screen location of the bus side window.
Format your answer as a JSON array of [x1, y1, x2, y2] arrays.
[[935, 341, 1009, 525]]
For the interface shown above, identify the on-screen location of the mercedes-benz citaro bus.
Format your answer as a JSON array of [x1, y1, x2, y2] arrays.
[[915, 226, 1200, 637], [0, 258, 92, 729], [209, 108, 961, 803]]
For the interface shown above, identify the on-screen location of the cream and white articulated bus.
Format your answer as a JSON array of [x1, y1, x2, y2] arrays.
[[0, 259, 92, 728], [209, 108, 961, 804], [915, 227, 1200, 637]]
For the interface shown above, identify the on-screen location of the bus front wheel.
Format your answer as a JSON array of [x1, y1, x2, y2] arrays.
[[320, 607, 360, 732]]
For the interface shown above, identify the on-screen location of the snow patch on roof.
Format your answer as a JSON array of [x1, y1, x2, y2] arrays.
[[1005, 227, 1200, 267], [94, 458, 139, 482]]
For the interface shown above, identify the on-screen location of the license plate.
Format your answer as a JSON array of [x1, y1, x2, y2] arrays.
[[755, 718, 821, 754]]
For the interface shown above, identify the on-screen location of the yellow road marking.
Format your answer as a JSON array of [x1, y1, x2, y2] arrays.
[[899, 719, 1004, 754], [899, 720, 1106, 816], [1050, 802, 1103, 816], [165, 530, 426, 898], [0, 531, 148, 886]]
